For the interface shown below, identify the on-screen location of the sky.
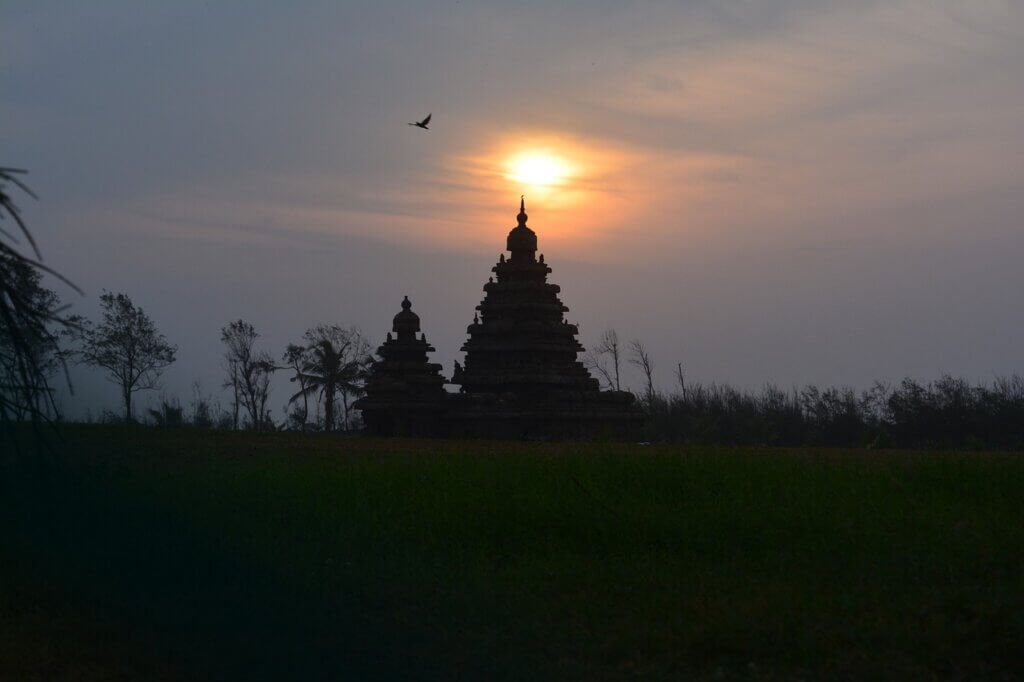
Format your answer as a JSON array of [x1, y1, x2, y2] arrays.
[[3, 1, 1023, 420]]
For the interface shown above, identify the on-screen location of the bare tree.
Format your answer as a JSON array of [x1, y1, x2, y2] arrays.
[[224, 353, 241, 430], [629, 338, 656, 408], [77, 291, 177, 422], [220, 319, 276, 431], [584, 328, 623, 391]]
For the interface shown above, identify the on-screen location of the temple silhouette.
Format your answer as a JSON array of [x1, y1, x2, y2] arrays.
[[355, 198, 643, 440]]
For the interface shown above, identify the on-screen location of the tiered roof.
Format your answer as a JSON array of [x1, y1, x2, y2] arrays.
[[355, 296, 447, 435], [358, 199, 643, 440], [453, 198, 600, 398]]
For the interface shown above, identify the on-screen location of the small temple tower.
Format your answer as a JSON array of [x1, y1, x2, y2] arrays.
[[448, 198, 642, 440], [355, 296, 448, 436]]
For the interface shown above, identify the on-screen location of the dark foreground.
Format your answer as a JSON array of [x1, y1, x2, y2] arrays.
[[2, 426, 1023, 681]]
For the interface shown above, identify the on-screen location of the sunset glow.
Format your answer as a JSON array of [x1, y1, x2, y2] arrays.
[[506, 152, 572, 188]]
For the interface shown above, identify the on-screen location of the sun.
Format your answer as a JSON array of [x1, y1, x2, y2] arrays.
[[506, 152, 572, 188]]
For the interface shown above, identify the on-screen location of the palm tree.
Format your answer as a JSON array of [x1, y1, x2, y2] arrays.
[[287, 326, 369, 432], [1, 167, 79, 441]]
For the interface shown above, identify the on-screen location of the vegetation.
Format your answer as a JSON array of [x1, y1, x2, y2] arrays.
[[16, 295, 1019, 448], [634, 373, 1024, 450], [2, 427, 1022, 681], [285, 324, 370, 432], [220, 319, 276, 431], [584, 329, 1024, 449], [0, 250, 71, 422], [583, 328, 623, 391], [75, 291, 177, 422], [0, 168, 77, 438]]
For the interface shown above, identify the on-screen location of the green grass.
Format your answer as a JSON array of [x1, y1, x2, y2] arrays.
[[3, 426, 1023, 680]]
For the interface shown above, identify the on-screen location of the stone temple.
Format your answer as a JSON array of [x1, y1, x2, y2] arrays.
[[355, 296, 448, 436], [355, 199, 642, 440]]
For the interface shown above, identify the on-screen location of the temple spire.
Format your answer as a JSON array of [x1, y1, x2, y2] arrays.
[[392, 295, 421, 341], [507, 195, 537, 260]]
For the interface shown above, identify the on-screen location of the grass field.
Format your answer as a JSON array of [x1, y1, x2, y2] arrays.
[[3, 426, 1023, 681]]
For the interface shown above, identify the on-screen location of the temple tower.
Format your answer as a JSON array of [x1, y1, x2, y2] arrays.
[[450, 199, 642, 439], [453, 197, 600, 398], [355, 296, 448, 436]]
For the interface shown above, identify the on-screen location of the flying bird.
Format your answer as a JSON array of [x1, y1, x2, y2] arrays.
[[408, 113, 431, 130]]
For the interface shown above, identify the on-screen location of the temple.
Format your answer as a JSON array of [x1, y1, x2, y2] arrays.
[[353, 296, 447, 436], [357, 199, 643, 440]]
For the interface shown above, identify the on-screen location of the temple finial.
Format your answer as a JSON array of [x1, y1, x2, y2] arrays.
[[517, 195, 528, 226]]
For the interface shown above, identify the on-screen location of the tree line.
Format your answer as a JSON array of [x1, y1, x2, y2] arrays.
[[73, 298, 373, 432], [1, 263, 372, 432], [217, 319, 370, 432], [7, 267, 1024, 447], [585, 329, 1024, 450]]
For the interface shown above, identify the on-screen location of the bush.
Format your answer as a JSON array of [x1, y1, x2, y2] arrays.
[[641, 374, 1024, 449]]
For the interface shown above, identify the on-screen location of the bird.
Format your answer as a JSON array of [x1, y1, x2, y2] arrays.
[[408, 113, 431, 130]]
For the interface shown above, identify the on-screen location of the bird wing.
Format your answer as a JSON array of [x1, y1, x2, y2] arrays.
[[421, 113, 432, 126]]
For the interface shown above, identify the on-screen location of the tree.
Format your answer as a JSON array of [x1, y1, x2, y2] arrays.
[[0, 251, 72, 421], [282, 342, 311, 428], [1, 167, 78, 436], [78, 291, 177, 422], [220, 319, 276, 431], [286, 325, 369, 432], [629, 338, 656, 409], [584, 328, 623, 391]]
